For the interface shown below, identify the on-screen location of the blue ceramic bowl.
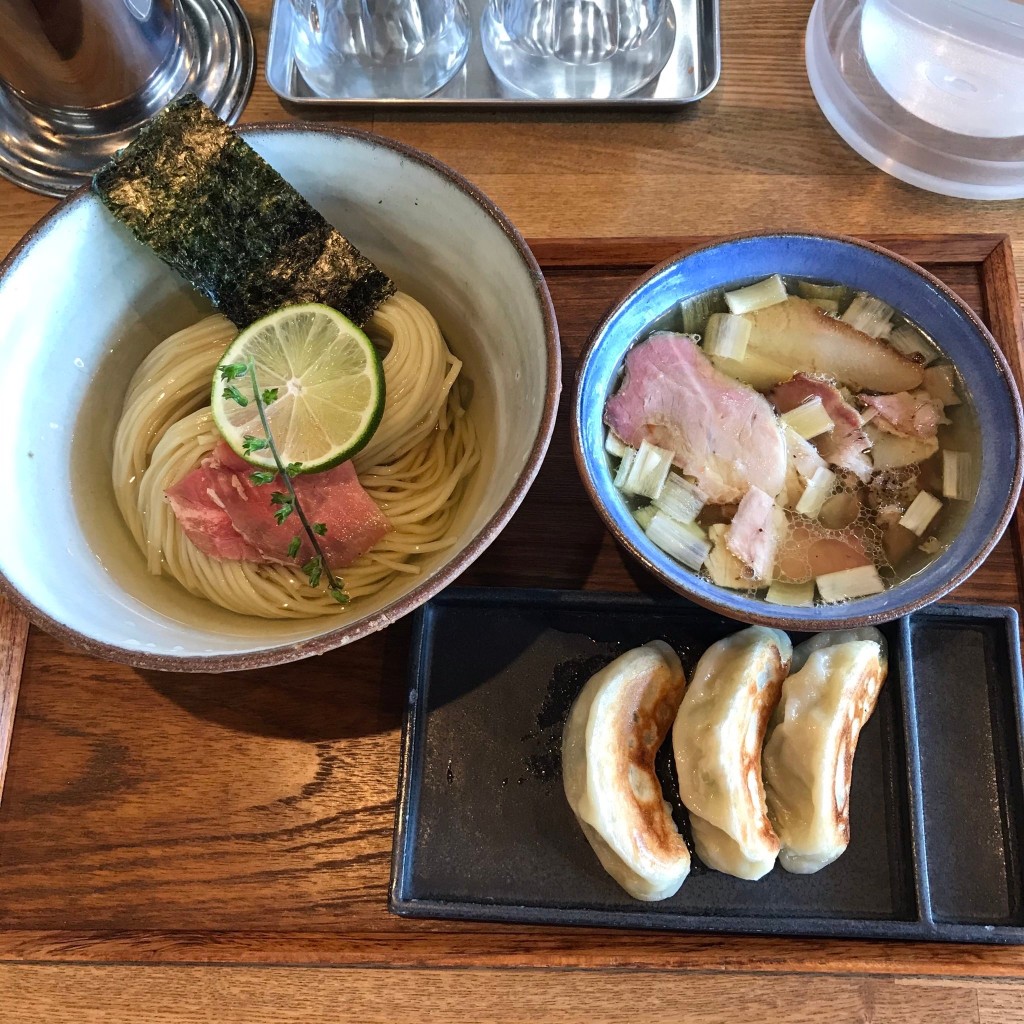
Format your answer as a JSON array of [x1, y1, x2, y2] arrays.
[[573, 233, 1024, 629]]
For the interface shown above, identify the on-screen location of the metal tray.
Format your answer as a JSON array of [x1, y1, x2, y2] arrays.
[[390, 588, 1024, 943], [266, 0, 720, 107]]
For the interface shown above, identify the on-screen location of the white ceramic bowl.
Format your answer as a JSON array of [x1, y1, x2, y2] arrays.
[[0, 125, 559, 671]]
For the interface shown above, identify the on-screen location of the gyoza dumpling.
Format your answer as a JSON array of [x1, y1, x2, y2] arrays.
[[762, 628, 888, 874], [562, 641, 690, 901], [672, 626, 792, 880]]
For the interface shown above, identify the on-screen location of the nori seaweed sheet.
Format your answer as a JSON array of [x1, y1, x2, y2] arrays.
[[92, 95, 395, 328]]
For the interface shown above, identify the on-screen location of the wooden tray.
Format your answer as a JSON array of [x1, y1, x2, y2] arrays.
[[1, 235, 1022, 976]]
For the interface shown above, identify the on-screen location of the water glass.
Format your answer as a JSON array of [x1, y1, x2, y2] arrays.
[[480, 0, 675, 99], [291, 0, 470, 98]]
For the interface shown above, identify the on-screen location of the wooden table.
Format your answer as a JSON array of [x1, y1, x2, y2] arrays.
[[3, 1, 1024, 1020]]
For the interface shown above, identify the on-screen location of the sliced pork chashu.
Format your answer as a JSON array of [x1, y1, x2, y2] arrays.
[[859, 390, 946, 439], [604, 333, 787, 504], [726, 486, 787, 581], [772, 374, 874, 483], [710, 297, 924, 394]]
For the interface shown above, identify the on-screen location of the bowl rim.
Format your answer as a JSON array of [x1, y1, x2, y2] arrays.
[[0, 122, 562, 672], [572, 229, 1024, 630]]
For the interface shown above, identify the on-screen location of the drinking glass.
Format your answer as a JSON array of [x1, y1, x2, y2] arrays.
[[480, 0, 675, 99], [806, 0, 1024, 199], [291, 0, 470, 98]]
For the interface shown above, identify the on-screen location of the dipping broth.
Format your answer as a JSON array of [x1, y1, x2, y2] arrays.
[[602, 274, 979, 608]]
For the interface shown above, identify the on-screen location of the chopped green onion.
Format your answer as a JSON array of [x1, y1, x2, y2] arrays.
[[887, 323, 937, 365], [605, 430, 629, 458], [942, 450, 974, 500], [633, 504, 656, 531], [922, 364, 961, 406], [613, 447, 636, 489], [679, 291, 721, 335], [899, 490, 943, 536], [783, 424, 827, 482], [841, 292, 894, 338], [724, 274, 788, 315], [619, 439, 674, 499], [795, 465, 836, 517], [653, 472, 706, 524], [809, 298, 840, 314], [816, 564, 885, 602], [766, 580, 815, 607], [919, 536, 943, 555], [704, 311, 753, 364], [703, 313, 752, 361], [796, 280, 847, 302], [645, 512, 711, 571], [780, 396, 834, 440]]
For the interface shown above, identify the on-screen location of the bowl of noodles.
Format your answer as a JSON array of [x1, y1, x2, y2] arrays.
[[0, 124, 559, 670]]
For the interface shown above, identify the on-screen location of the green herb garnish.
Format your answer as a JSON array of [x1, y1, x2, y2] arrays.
[[242, 435, 269, 455], [219, 363, 248, 381], [270, 492, 294, 525], [302, 556, 323, 588], [219, 360, 349, 602], [222, 385, 248, 407]]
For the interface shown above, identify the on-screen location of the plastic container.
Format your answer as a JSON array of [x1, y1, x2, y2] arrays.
[[805, 0, 1024, 200]]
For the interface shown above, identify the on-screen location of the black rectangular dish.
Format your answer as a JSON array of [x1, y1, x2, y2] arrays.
[[389, 588, 1024, 943]]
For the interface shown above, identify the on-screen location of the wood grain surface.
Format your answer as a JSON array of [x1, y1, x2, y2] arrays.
[[2, 965, 1024, 1023], [0, 598, 29, 806], [3, 0, 1024, 1019], [0, 236, 1022, 994]]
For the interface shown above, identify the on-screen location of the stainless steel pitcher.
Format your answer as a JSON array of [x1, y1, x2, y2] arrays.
[[0, 0, 255, 197]]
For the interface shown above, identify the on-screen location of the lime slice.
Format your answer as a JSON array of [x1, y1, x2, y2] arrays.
[[211, 303, 385, 474]]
